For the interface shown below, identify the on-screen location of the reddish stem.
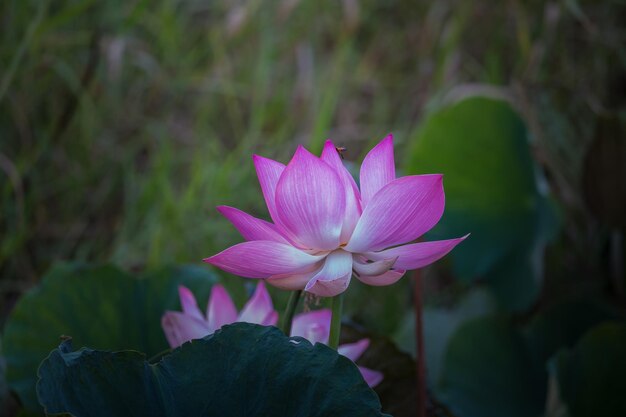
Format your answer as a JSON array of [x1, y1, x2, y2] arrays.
[[414, 269, 426, 417]]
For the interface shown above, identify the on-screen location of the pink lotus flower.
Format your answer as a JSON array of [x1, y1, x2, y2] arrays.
[[161, 282, 278, 348], [162, 284, 382, 387], [205, 135, 467, 297], [291, 309, 383, 387]]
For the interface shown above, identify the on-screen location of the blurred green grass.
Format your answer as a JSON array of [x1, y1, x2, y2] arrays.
[[1, 0, 624, 321]]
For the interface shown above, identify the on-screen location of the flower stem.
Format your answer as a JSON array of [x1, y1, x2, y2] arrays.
[[328, 292, 344, 350], [414, 269, 426, 417], [281, 290, 302, 336]]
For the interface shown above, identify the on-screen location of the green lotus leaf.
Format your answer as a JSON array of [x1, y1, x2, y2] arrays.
[[550, 322, 626, 417], [3, 263, 216, 411], [436, 316, 544, 417], [37, 323, 390, 417], [405, 96, 558, 311]]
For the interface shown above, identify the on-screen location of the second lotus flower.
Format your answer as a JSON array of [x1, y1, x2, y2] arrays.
[[205, 135, 467, 296], [162, 282, 382, 387], [161, 282, 278, 348]]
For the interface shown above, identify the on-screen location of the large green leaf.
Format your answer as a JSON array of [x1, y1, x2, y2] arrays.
[[423, 289, 495, 385], [434, 298, 620, 417], [436, 316, 545, 417], [37, 323, 390, 417], [3, 263, 217, 412], [405, 96, 557, 311], [392, 288, 496, 385], [550, 322, 626, 417]]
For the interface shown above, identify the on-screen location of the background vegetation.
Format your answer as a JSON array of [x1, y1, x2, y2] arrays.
[[1, 1, 624, 416]]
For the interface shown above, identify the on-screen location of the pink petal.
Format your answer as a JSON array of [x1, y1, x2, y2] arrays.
[[338, 338, 370, 361], [304, 250, 353, 297], [216, 206, 288, 243], [275, 146, 346, 250], [359, 134, 395, 208], [344, 174, 445, 253], [238, 282, 279, 326], [356, 269, 406, 286], [266, 263, 324, 290], [337, 339, 383, 387], [320, 140, 362, 242], [204, 241, 325, 278], [178, 286, 204, 321], [161, 311, 211, 348], [264, 311, 279, 327], [291, 309, 331, 344], [366, 235, 468, 270], [253, 155, 285, 225], [206, 284, 238, 332], [352, 256, 397, 276], [358, 366, 384, 388]]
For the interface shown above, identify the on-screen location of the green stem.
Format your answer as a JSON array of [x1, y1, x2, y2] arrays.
[[328, 292, 344, 350], [281, 290, 302, 336]]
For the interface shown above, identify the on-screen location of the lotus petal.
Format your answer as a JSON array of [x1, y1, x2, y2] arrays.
[[275, 146, 346, 250], [360, 134, 395, 208], [204, 241, 325, 278], [345, 174, 445, 252], [367, 235, 468, 270], [352, 256, 397, 276], [178, 286, 204, 321], [206, 284, 238, 332], [291, 309, 332, 345], [358, 366, 384, 388], [338, 338, 370, 362], [356, 269, 406, 286], [304, 250, 353, 296], [217, 206, 288, 243], [253, 155, 285, 225], [161, 311, 210, 348], [320, 140, 362, 242], [238, 281, 279, 326], [266, 263, 324, 291]]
